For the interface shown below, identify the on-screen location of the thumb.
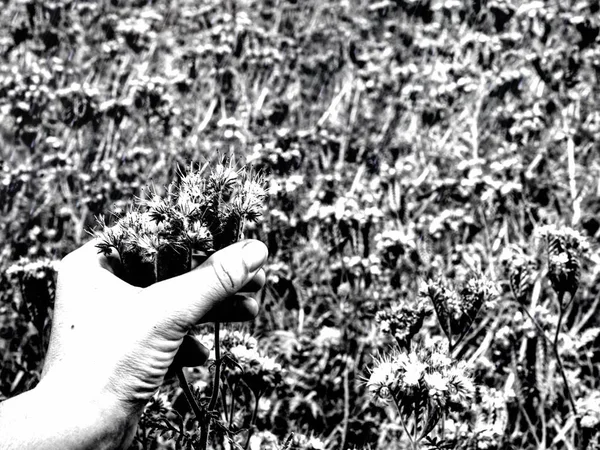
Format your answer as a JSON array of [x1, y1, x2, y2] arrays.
[[143, 240, 268, 328]]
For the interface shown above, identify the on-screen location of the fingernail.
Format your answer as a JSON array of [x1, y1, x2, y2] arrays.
[[242, 241, 268, 272]]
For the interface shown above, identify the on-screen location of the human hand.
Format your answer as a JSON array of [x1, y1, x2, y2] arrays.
[[34, 238, 267, 449]]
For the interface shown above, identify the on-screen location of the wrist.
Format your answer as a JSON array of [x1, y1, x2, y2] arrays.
[[38, 378, 139, 450], [0, 381, 138, 450]]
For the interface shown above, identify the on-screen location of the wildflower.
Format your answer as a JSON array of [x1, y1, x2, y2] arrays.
[[420, 275, 497, 350], [398, 352, 428, 387], [219, 330, 283, 395], [367, 360, 397, 402], [367, 345, 475, 441], [374, 300, 428, 349], [95, 163, 266, 286], [429, 348, 452, 369], [230, 344, 260, 364], [501, 245, 538, 304], [424, 372, 448, 397], [446, 364, 476, 406], [537, 225, 587, 298]]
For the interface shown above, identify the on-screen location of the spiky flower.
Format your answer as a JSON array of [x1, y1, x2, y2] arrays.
[[366, 344, 475, 441], [366, 357, 398, 402], [537, 225, 587, 298], [95, 162, 266, 287]]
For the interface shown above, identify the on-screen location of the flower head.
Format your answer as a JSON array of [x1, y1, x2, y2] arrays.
[[95, 162, 266, 286], [537, 225, 587, 297], [367, 359, 398, 402]]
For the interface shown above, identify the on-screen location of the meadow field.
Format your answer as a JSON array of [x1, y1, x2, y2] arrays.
[[1, 0, 599, 448]]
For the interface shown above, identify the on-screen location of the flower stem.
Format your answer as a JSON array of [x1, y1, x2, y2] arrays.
[[176, 367, 202, 450], [553, 291, 580, 439], [199, 322, 222, 449], [244, 392, 261, 450], [392, 393, 414, 446], [208, 322, 222, 411]]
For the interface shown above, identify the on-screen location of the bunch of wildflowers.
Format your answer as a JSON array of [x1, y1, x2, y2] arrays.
[[197, 329, 283, 447], [420, 274, 497, 353], [533, 226, 588, 435], [366, 344, 475, 444], [95, 162, 266, 449], [537, 225, 588, 300], [375, 299, 429, 350], [96, 162, 266, 286], [219, 329, 284, 396]]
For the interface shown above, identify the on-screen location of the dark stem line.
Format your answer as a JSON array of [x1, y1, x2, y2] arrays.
[[208, 322, 222, 411], [199, 322, 222, 449], [340, 361, 350, 450], [552, 291, 580, 438], [244, 392, 261, 450], [176, 367, 202, 450], [228, 382, 237, 427]]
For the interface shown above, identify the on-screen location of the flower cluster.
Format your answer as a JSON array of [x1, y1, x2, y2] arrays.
[[367, 345, 475, 440], [500, 245, 538, 305], [218, 330, 284, 395], [420, 275, 497, 349], [375, 299, 429, 349], [537, 225, 588, 298], [95, 163, 266, 286]]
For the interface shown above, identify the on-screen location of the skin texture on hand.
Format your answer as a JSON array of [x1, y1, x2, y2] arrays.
[[0, 239, 268, 450]]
